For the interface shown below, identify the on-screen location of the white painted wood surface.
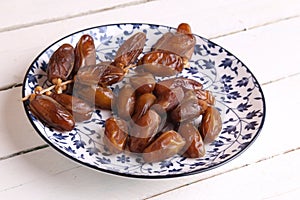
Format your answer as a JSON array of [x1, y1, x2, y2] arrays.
[[0, 0, 299, 199]]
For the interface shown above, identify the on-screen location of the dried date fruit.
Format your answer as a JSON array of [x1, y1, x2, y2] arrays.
[[29, 94, 75, 131], [143, 130, 185, 163], [177, 23, 193, 35], [128, 110, 161, 153], [199, 106, 222, 143], [138, 50, 185, 76], [50, 93, 93, 122], [47, 43, 75, 83], [73, 34, 96, 75], [112, 32, 146, 69], [154, 86, 184, 112], [129, 72, 156, 95], [154, 77, 202, 96], [116, 84, 135, 119], [178, 122, 205, 158], [195, 89, 215, 106], [170, 90, 204, 123], [132, 93, 156, 120], [75, 62, 125, 87], [73, 84, 113, 110], [103, 117, 128, 154], [152, 23, 196, 60]]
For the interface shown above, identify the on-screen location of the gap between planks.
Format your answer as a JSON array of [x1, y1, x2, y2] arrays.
[[0, 0, 158, 34], [144, 146, 300, 200]]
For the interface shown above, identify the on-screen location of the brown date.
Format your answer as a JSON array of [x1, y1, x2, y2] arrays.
[[73, 34, 96, 75], [47, 43, 75, 83], [170, 90, 204, 123], [29, 94, 75, 131], [199, 106, 222, 144], [73, 84, 113, 110], [132, 93, 156, 120], [128, 110, 161, 153], [50, 93, 93, 122], [75, 62, 125, 87], [154, 77, 202, 96], [178, 122, 205, 158], [129, 72, 156, 95], [116, 84, 135, 119], [103, 117, 128, 154], [138, 50, 185, 76], [154, 86, 184, 113], [177, 23, 193, 35], [152, 23, 196, 60], [112, 32, 146, 69], [143, 130, 186, 163], [195, 89, 215, 106]]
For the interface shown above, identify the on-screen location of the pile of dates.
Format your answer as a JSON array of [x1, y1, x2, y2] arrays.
[[25, 23, 222, 163]]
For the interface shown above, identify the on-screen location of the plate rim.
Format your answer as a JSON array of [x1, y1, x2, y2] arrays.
[[22, 22, 266, 179]]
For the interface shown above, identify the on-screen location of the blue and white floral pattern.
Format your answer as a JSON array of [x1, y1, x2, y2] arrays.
[[22, 23, 265, 178]]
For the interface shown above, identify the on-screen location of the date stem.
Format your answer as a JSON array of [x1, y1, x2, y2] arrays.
[[22, 79, 73, 101]]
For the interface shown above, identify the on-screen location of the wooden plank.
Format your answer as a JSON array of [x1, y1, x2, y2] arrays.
[[213, 16, 300, 85], [0, 0, 299, 87], [0, 87, 46, 158], [0, 0, 138, 31], [147, 148, 300, 200]]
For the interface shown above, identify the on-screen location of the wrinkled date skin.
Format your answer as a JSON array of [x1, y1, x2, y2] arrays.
[[138, 51, 184, 76], [103, 117, 128, 154], [75, 62, 125, 87], [50, 93, 93, 122], [154, 86, 184, 112], [170, 90, 204, 123], [73, 34, 96, 75], [112, 32, 146, 69], [195, 89, 215, 105], [152, 23, 196, 60], [143, 130, 186, 163], [128, 110, 161, 153], [132, 93, 156, 120], [129, 73, 156, 95], [199, 106, 222, 143], [74, 84, 113, 110], [116, 84, 136, 119], [47, 43, 75, 83], [29, 94, 75, 131], [178, 122, 205, 158], [154, 77, 202, 96]]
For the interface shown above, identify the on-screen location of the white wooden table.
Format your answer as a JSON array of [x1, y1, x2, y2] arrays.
[[1, 0, 299, 199]]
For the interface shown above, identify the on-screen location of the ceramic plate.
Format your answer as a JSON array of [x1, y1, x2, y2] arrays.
[[22, 23, 266, 178]]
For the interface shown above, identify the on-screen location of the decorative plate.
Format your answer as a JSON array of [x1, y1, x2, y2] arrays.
[[22, 23, 266, 178]]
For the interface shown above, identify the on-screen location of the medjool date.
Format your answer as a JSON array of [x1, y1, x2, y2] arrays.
[[128, 110, 161, 153], [50, 93, 93, 122], [29, 94, 75, 131], [73, 34, 96, 75], [138, 51, 185, 76], [75, 62, 125, 87], [170, 90, 204, 123], [47, 43, 75, 83], [178, 122, 205, 158], [116, 84, 135, 119], [143, 130, 185, 163], [129, 72, 156, 95], [103, 117, 128, 154], [199, 106, 222, 143], [112, 32, 146, 69], [132, 93, 156, 120]]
